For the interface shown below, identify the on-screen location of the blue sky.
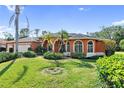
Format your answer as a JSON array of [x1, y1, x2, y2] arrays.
[[0, 5, 124, 38]]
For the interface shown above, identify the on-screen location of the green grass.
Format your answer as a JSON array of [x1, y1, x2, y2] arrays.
[[0, 57, 101, 88]]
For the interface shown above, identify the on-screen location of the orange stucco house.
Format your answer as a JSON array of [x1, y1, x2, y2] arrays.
[[0, 33, 105, 57]]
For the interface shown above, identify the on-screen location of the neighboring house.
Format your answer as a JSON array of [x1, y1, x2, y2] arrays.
[[6, 37, 42, 52], [0, 33, 105, 57], [0, 39, 6, 52]]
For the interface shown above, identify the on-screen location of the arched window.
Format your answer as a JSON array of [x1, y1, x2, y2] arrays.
[[75, 41, 82, 53], [88, 41, 93, 53], [66, 42, 70, 52]]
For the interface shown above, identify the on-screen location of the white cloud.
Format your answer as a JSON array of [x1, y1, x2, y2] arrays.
[[112, 20, 124, 26], [6, 5, 15, 11], [6, 5, 24, 12], [78, 7, 84, 11]]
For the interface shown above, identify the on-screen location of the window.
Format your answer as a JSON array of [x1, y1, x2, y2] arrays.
[[88, 41, 93, 53], [9, 48, 14, 53], [66, 42, 70, 52], [75, 41, 82, 53]]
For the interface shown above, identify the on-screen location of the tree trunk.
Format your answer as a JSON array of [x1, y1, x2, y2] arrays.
[[15, 5, 20, 53]]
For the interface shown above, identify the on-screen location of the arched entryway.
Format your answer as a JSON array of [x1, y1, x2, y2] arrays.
[[74, 40, 83, 53], [43, 40, 52, 51], [53, 39, 61, 52]]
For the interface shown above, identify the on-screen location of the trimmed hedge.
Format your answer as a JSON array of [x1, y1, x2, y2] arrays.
[[35, 45, 47, 55], [0, 52, 18, 63], [71, 52, 84, 59], [97, 54, 124, 88], [23, 51, 36, 58], [43, 52, 63, 60]]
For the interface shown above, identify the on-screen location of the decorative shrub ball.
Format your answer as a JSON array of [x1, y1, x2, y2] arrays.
[[43, 52, 63, 60], [23, 51, 36, 58]]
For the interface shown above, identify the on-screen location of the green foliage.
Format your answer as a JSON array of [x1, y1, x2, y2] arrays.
[[3, 32, 14, 40], [19, 28, 29, 38], [28, 47, 32, 51], [90, 26, 124, 51], [35, 45, 47, 55], [0, 52, 17, 63], [43, 52, 63, 60], [86, 55, 103, 60], [97, 54, 124, 88], [102, 39, 116, 56], [23, 51, 36, 58], [71, 52, 84, 59], [119, 39, 124, 50]]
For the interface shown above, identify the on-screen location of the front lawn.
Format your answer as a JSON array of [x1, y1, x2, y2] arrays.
[[0, 57, 101, 88]]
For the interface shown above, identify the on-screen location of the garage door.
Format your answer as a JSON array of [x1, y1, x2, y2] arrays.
[[18, 44, 30, 52]]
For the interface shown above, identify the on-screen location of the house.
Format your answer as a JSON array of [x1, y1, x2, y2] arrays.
[[42, 33, 105, 57], [6, 37, 42, 53], [0, 39, 6, 52], [0, 33, 105, 57]]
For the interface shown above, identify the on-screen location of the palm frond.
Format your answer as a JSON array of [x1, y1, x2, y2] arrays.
[[9, 14, 15, 27], [26, 16, 30, 29]]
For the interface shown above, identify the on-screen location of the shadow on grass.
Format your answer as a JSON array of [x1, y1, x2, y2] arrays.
[[78, 62, 94, 68], [58, 59, 95, 69], [0, 59, 15, 77], [13, 65, 28, 84]]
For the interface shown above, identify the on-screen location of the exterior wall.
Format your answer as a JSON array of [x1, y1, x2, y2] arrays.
[[68, 39, 105, 57], [31, 42, 42, 51], [6, 42, 42, 52], [5, 38, 105, 57], [16, 43, 31, 52], [95, 40, 105, 52], [6, 43, 14, 52]]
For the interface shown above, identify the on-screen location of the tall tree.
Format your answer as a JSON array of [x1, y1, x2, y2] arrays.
[[58, 29, 69, 53], [9, 5, 29, 53], [34, 29, 40, 37], [19, 28, 29, 38], [3, 32, 14, 40], [9, 5, 20, 53]]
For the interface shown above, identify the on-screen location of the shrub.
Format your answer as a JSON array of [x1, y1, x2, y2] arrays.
[[0, 52, 17, 63], [35, 45, 47, 55], [97, 54, 124, 88], [23, 51, 36, 58], [102, 39, 116, 56], [71, 52, 84, 59], [28, 47, 32, 51], [43, 52, 63, 60], [86, 55, 103, 60], [119, 39, 124, 51]]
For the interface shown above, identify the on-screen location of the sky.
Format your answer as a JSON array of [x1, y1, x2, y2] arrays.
[[0, 5, 124, 38]]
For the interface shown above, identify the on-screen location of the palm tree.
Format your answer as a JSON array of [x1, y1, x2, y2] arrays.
[[58, 29, 69, 53], [42, 32, 52, 51], [9, 5, 20, 53], [9, 5, 29, 53]]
